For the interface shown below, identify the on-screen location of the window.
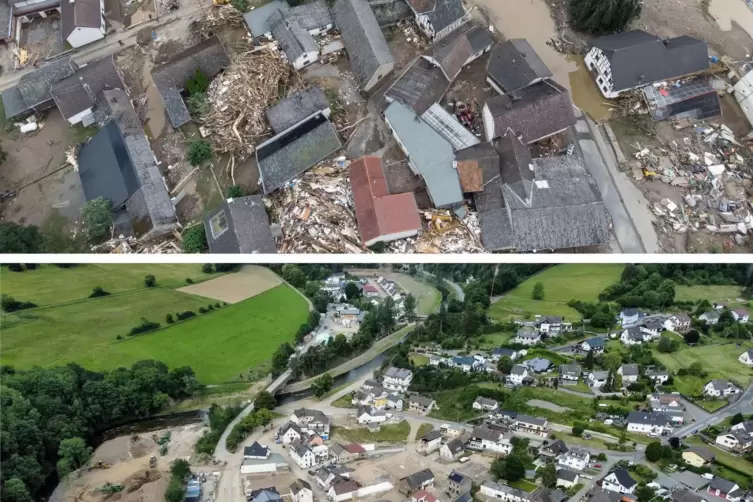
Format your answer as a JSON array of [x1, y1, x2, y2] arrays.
[[209, 209, 229, 239]]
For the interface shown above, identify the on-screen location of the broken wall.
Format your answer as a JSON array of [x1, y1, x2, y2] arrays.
[[369, 0, 412, 27]]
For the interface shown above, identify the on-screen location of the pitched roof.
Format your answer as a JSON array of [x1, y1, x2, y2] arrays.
[[421, 103, 480, 152], [709, 477, 738, 493], [51, 56, 125, 121], [244, 441, 269, 457], [708, 378, 733, 390], [591, 30, 708, 92], [383, 101, 462, 208], [471, 426, 502, 442], [422, 430, 443, 441], [487, 39, 552, 92], [290, 479, 312, 493], [14, 56, 77, 112], [409, 395, 435, 407], [243, 0, 289, 35], [331, 0, 394, 89], [560, 363, 582, 376], [557, 469, 579, 482], [401, 468, 435, 490], [257, 112, 342, 194], [672, 489, 706, 502], [267, 87, 330, 134], [584, 337, 605, 348], [268, 9, 318, 63], [609, 468, 637, 489], [287, 0, 334, 31], [423, 23, 490, 79], [385, 366, 413, 379], [542, 439, 568, 455], [61, 0, 102, 40], [249, 487, 282, 502], [448, 471, 468, 484], [204, 195, 277, 254], [672, 313, 692, 323], [485, 79, 575, 143], [492, 347, 517, 357], [349, 156, 422, 247], [684, 447, 714, 461], [511, 364, 528, 375], [386, 57, 450, 115], [151, 36, 230, 128], [627, 411, 671, 426], [445, 438, 465, 454], [455, 142, 499, 194], [516, 414, 546, 426], [406, 0, 466, 35], [330, 478, 359, 495], [474, 396, 498, 407], [621, 364, 640, 376], [293, 408, 331, 423]]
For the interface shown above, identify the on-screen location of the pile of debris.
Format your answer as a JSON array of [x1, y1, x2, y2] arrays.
[[395, 19, 427, 49], [386, 209, 484, 253], [268, 160, 365, 253], [200, 50, 299, 158], [93, 235, 183, 253], [157, 0, 179, 13], [193, 5, 246, 38]]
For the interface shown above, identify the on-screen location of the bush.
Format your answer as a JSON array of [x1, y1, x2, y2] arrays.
[[0, 294, 37, 313], [199, 307, 207, 314], [166, 313, 175, 324], [6, 263, 23, 272], [116, 334, 123, 340], [144, 274, 156, 288], [569, 0, 641, 35], [186, 278, 194, 284], [89, 286, 110, 298], [572, 424, 585, 437], [596, 453, 607, 461], [0, 222, 43, 253], [186, 69, 210, 95], [214, 303, 220, 308], [182, 226, 208, 253], [186, 92, 209, 117], [230, 0, 248, 11], [128, 318, 161, 336], [81, 197, 113, 241], [177, 311, 196, 321], [532, 282, 544, 300], [226, 185, 245, 198], [187, 140, 212, 166], [202, 264, 214, 274], [207, 304, 214, 311]]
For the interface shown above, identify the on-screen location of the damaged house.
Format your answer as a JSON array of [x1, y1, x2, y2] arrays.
[[404, 0, 468, 41], [2, 55, 76, 120], [268, 9, 319, 70], [422, 23, 493, 81], [461, 134, 610, 252], [204, 195, 278, 254], [151, 35, 230, 129], [486, 39, 553, 94], [350, 156, 423, 247], [482, 79, 576, 143], [331, 0, 394, 92], [243, 0, 333, 40], [383, 100, 463, 209], [386, 57, 450, 115], [642, 77, 721, 122], [50, 55, 126, 126], [77, 89, 179, 239], [266, 87, 331, 133], [584, 30, 709, 99], [0, 0, 60, 43]]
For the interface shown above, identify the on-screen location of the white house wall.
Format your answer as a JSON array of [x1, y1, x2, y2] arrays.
[[67, 107, 93, 125], [67, 25, 105, 48]]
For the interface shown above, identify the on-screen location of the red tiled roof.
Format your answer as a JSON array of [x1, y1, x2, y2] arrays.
[[413, 490, 437, 502], [342, 443, 366, 453], [349, 156, 422, 247], [363, 284, 378, 293]]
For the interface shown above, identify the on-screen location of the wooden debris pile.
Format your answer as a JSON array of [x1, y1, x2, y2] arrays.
[[93, 236, 182, 253], [200, 50, 299, 158], [387, 209, 483, 253], [194, 5, 246, 38], [268, 162, 365, 253]]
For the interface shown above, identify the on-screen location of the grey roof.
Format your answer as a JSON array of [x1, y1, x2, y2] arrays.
[[51, 56, 125, 120], [423, 24, 491, 80], [387, 393, 402, 403], [421, 103, 480, 151], [511, 364, 528, 375], [466, 24, 494, 53], [287, 0, 334, 31], [279, 421, 303, 435], [386, 57, 449, 115], [98, 89, 178, 231], [61, 0, 102, 40], [331, 0, 394, 89], [590, 371, 609, 380], [401, 468, 435, 490], [708, 378, 734, 391], [14, 56, 77, 112], [268, 9, 318, 63], [524, 357, 551, 373], [204, 195, 277, 254], [671, 490, 706, 502], [250, 487, 282, 502], [421, 430, 442, 441], [609, 468, 637, 489], [709, 477, 738, 493], [673, 313, 692, 323], [533, 488, 566, 502], [591, 30, 709, 92], [445, 438, 465, 454], [257, 112, 342, 194], [485, 79, 576, 143], [1, 87, 27, 120], [243, 0, 288, 36], [383, 101, 462, 208], [516, 328, 540, 339], [409, 395, 435, 407], [685, 447, 714, 461], [384, 366, 413, 379], [584, 337, 605, 348], [267, 87, 330, 134], [557, 469, 578, 482], [244, 441, 269, 457], [627, 411, 670, 426], [151, 36, 230, 128], [474, 396, 498, 407], [644, 319, 663, 330], [516, 414, 546, 427], [406, 0, 466, 35], [560, 363, 582, 377], [701, 311, 720, 320], [0, 0, 10, 39], [293, 408, 331, 424], [487, 40, 552, 92], [242, 452, 286, 466], [542, 440, 568, 455], [471, 426, 502, 442], [621, 364, 640, 376], [290, 479, 312, 494]]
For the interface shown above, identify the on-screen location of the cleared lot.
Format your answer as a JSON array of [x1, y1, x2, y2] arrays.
[[178, 266, 282, 304]]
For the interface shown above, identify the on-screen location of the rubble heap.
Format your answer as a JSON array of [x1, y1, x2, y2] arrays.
[[157, 0, 179, 14], [268, 161, 365, 253], [387, 209, 483, 253], [93, 236, 183, 253], [201, 50, 299, 158], [193, 5, 247, 37]]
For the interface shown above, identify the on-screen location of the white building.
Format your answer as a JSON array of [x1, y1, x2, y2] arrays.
[[663, 313, 692, 333], [587, 371, 609, 388], [646, 369, 670, 385], [382, 366, 413, 392], [240, 452, 289, 474], [290, 479, 314, 502], [62, 0, 106, 48], [515, 415, 548, 436], [278, 422, 304, 444], [618, 364, 640, 384], [619, 309, 642, 327], [626, 411, 672, 435], [514, 328, 541, 345], [468, 426, 512, 454], [508, 365, 530, 385], [602, 468, 638, 494], [704, 379, 741, 398], [699, 311, 720, 326], [715, 430, 753, 452], [473, 396, 499, 412], [556, 469, 580, 489], [357, 405, 389, 424], [386, 394, 403, 410], [440, 438, 465, 461], [620, 327, 652, 346], [418, 430, 443, 454], [732, 309, 749, 323], [405, 0, 468, 41], [290, 441, 328, 469], [649, 393, 684, 412], [739, 349, 753, 366], [557, 448, 590, 471]]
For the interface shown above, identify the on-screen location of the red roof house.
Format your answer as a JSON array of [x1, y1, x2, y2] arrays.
[[349, 156, 422, 247]]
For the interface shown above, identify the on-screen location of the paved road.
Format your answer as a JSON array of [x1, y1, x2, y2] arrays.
[[670, 381, 753, 439], [571, 108, 658, 253], [445, 279, 465, 302]]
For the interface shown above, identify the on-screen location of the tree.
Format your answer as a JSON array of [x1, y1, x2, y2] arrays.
[[144, 274, 156, 288], [504, 454, 526, 482], [186, 92, 209, 117], [490, 458, 507, 479], [311, 373, 333, 397], [731, 412, 745, 425], [170, 458, 191, 480], [668, 436, 681, 449], [590, 311, 614, 329], [165, 479, 185, 502], [56, 437, 92, 476], [227, 185, 244, 198], [658, 336, 678, 353], [596, 453, 607, 461], [230, 0, 248, 11], [282, 264, 306, 287], [81, 197, 113, 241], [532, 282, 544, 300], [344, 282, 361, 300], [684, 329, 700, 344], [497, 356, 513, 374], [202, 264, 214, 274], [166, 313, 174, 324], [584, 350, 594, 370], [2, 478, 33, 502], [187, 140, 212, 166], [540, 462, 557, 488], [636, 485, 656, 502], [603, 351, 622, 371], [404, 294, 417, 321], [645, 441, 664, 462], [0, 222, 43, 253], [182, 226, 208, 253], [254, 391, 277, 411], [619, 430, 627, 445], [572, 424, 585, 437]]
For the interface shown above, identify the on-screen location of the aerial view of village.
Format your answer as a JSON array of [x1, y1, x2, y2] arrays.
[[1, 0, 753, 253], [2, 262, 753, 502]]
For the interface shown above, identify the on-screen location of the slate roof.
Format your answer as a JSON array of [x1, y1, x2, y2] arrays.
[[590, 370, 609, 381], [709, 477, 738, 493], [51, 55, 125, 120], [401, 468, 435, 490], [487, 39, 552, 92], [243, 0, 288, 36], [1, 86, 28, 120], [244, 441, 269, 457], [0, 1, 10, 40], [331, 0, 394, 90], [406, 0, 466, 36], [204, 195, 277, 254], [492, 347, 517, 357], [584, 337, 605, 349], [61, 0, 101, 41], [516, 327, 540, 339], [330, 478, 359, 495], [385, 366, 413, 379], [421, 103, 480, 151], [287, 0, 334, 32], [621, 364, 640, 376], [5, 56, 77, 118], [444, 438, 465, 454], [448, 471, 468, 484], [290, 479, 312, 493], [424, 26, 475, 80], [474, 396, 498, 407], [707, 378, 734, 391], [383, 100, 462, 208], [268, 9, 318, 64], [557, 469, 579, 482], [409, 395, 435, 407], [671, 489, 706, 502], [386, 57, 450, 115], [685, 447, 714, 461], [485, 79, 576, 143], [542, 439, 568, 455], [350, 156, 421, 246], [524, 357, 551, 373], [511, 364, 528, 375], [609, 468, 637, 489], [516, 414, 546, 427], [591, 30, 709, 92], [249, 488, 282, 502], [257, 112, 341, 194], [627, 411, 671, 426], [421, 430, 443, 442], [151, 36, 230, 128], [560, 363, 582, 377], [267, 87, 330, 134]]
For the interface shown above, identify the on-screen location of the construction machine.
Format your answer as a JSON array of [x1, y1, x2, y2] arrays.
[[212, 0, 228, 6]]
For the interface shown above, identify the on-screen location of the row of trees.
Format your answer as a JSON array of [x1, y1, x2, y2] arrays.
[[1, 361, 201, 502]]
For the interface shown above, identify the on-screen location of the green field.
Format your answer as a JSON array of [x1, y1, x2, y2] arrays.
[[480, 332, 515, 348], [0, 264, 221, 305], [332, 420, 411, 443], [394, 274, 441, 315], [674, 285, 743, 303], [508, 480, 538, 491], [410, 354, 430, 367], [490, 264, 623, 323], [2, 283, 309, 384]]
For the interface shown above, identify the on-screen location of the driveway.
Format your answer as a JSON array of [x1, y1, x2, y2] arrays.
[[670, 381, 753, 439]]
